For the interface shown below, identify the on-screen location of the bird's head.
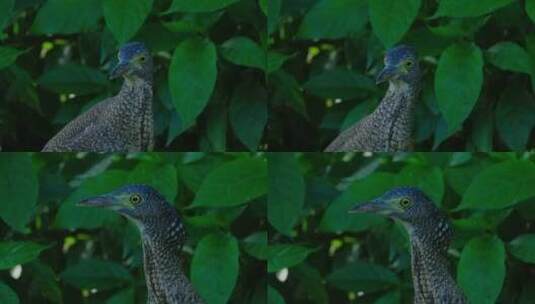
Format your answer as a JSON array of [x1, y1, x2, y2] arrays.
[[349, 187, 438, 225], [78, 184, 178, 231], [376, 45, 420, 86], [110, 42, 153, 82]]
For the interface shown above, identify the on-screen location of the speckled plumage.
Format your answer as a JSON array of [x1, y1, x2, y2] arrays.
[[325, 45, 421, 152], [350, 187, 467, 304], [79, 185, 204, 304], [43, 42, 154, 152]]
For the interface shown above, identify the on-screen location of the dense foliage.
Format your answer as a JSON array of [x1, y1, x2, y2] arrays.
[[267, 152, 535, 303], [0, 0, 268, 151], [0, 153, 267, 304], [268, 0, 535, 151]]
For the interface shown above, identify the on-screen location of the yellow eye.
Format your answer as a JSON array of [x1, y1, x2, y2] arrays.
[[130, 194, 142, 205], [400, 198, 411, 208]]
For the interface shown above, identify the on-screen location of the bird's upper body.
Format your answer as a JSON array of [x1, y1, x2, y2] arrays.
[[325, 45, 421, 152], [350, 187, 467, 304], [43, 42, 154, 152], [79, 184, 204, 304]]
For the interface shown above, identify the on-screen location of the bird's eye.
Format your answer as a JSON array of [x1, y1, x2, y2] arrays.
[[400, 198, 411, 208], [405, 60, 413, 67], [139, 55, 146, 62], [130, 194, 142, 205]]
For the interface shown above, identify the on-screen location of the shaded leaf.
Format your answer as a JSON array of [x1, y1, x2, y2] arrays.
[[509, 234, 535, 264], [61, 259, 132, 290], [31, 0, 102, 34], [0, 282, 19, 304], [0, 241, 50, 270], [434, 0, 515, 18], [268, 244, 315, 272], [37, 64, 108, 95], [326, 262, 399, 293], [369, 0, 421, 48], [103, 0, 153, 44], [230, 83, 267, 151], [167, 0, 240, 13]]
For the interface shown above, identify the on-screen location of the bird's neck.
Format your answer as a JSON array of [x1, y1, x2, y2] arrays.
[[117, 79, 154, 150], [372, 81, 419, 150]]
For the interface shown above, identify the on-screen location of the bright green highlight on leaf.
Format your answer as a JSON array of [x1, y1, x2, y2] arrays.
[[169, 37, 217, 133], [191, 232, 239, 304], [193, 157, 268, 207], [0, 153, 38, 231], [435, 43, 483, 135], [458, 235, 505, 304]]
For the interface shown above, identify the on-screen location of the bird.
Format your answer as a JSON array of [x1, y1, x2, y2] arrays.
[[42, 42, 154, 152], [349, 187, 467, 304], [325, 45, 421, 152], [78, 184, 205, 304]]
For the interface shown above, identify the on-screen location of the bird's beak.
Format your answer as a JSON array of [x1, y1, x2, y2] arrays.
[[376, 65, 398, 84], [349, 199, 392, 215], [109, 61, 130, 79], [78, 195, 118, 208]]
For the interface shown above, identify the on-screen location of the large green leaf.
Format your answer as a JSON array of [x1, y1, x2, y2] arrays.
[[106, 288, 134, 304], [192, 157, 268, 207], [458, 160, 535, 210], [297, 0, 368, 39], [191, 232, 239, 304], [31, 0, 102, 34], [268, 244, 315, 272], [326, 262, 399, 293], [220, 36, 265, 70], [54, 170, 127, 229], [61, 259, 132, 290], [0, 153, 38, 231], [527, 0, 535, 23], [167, 0, 240, 13], [458, 235, 505, 304], [435, 43, 483, 134], [37, 64, 108, 95], [267, 285, 285, 304], [242, 231, 268, 260], [0, 282, 19, 304], [319, 173, 392, 233], [509, 234, 535, 264], [0, 47, 24, 70], [487, 42, 532, 74], [169, 37, 217, 133], [0, 241, 50, 270], [127, 162, 178, 202], [0, 0, 14, 31], [303, 68, 376, 100], [369, 0, 421, 48], [267, 153, 305, 236], [102, 0, 153, 44], [434, 0, 515, 18], [495, 86, 535, 151], [229, 83, 268, 151]]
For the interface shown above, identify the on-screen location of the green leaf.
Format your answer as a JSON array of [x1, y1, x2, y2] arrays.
[[230, 83, 268, 151], [435, 43, 483, 134], [319, 173, 393, 233], [191, 232, 239, 304], [192, 157, 268, 207], [0, 241, 50, 270], [106, 288, 135, 304], [268, 244, 315, 272], [169, 37, 217, 133], [395, 164, 444, 205], [267, 153, 305, 236], [267, 285, 285, 304], [495, 86, 535, 151], [369, 0, 421, 48], [303, 68, 376, 100], [458, 235, 505, 304], [31, 0, 102, 34], [297, 0, 368, 39], [0, 47, 24, 70], [326, 262, 399, 293], [61, 259, 132, 290], [127, 163, 178, 202], [37, 63, 108, 95], [267, 0, 281, 34], [434, 0, 515, 18], [0, 0, 14, 31], [487, 42, 532, 74], [458, 160, 535, 210], [0, 282, 19, 304], [509, 234, 535, 264], [527, 0, 535, 23], [167, 0, 240, 13], [103, 0, 153, 44], [242, 231, 268, 260], [0, 153, 38, 231], [26, 262, 62, 304], [220, 36, 265, 70], [54, 170, 127, 229]]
